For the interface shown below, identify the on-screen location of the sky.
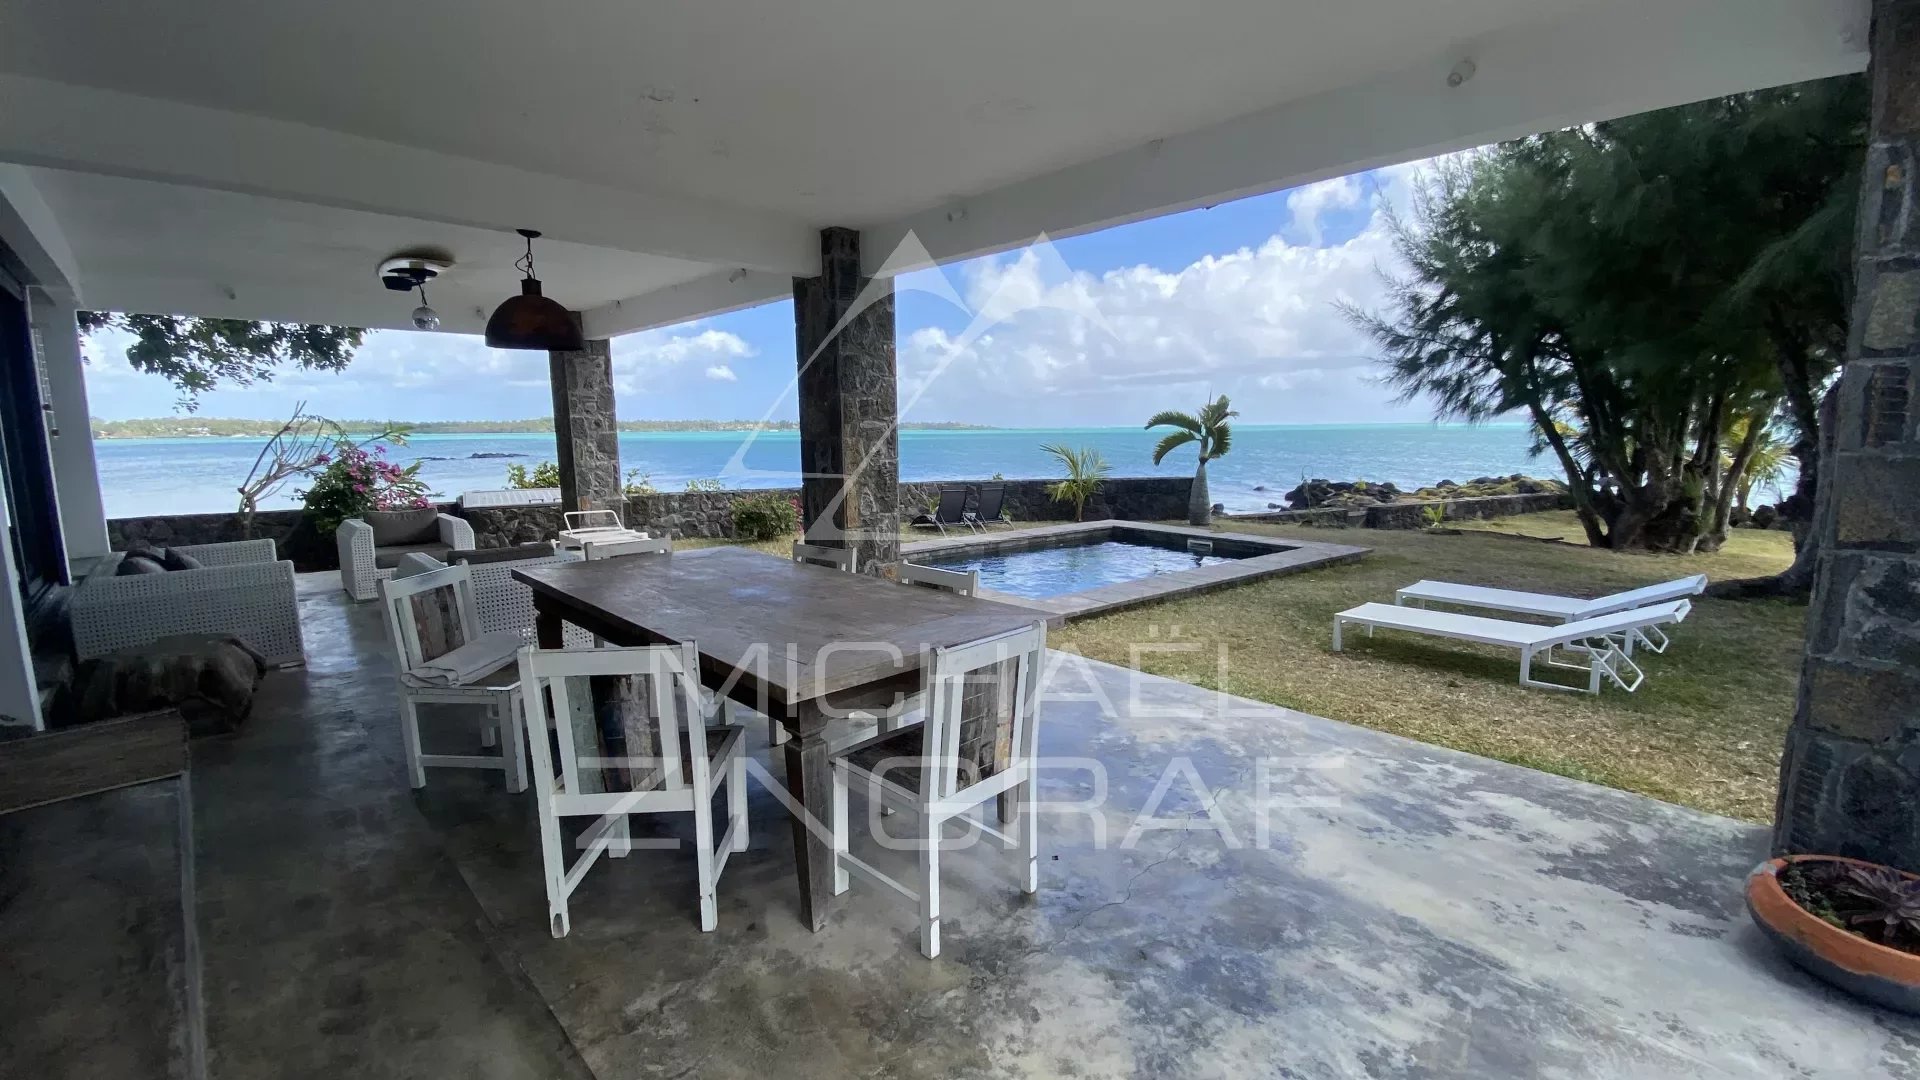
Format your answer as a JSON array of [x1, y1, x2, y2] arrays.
[[80, 159, 1440, 427]]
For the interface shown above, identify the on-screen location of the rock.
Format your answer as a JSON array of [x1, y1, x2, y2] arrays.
[[1752, 504, 1780, 530], [76, 634, 266, 736], [1268, 502, 1284, 510], [1210, 503, 1225, 515], [1253, 485, 1267, 492], [1436, 479, 1458, 489], [468, 452, 526, 459]]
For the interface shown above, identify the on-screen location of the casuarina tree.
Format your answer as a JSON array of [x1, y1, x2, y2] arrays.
[[1148, 395, 1237, 526], [1348, 74, 1861, 569]]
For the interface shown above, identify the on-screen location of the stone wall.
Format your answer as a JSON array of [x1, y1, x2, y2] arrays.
[[1225, 491, 1571, 530], [107, 508, 342, 572], [104, 478, 1547, 563], [1774, 0, 1920, 870]]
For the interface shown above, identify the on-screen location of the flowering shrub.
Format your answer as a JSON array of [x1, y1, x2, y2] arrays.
[[298, 440, 432, 534]]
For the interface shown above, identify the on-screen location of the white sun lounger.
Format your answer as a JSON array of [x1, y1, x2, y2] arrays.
[[1393, 574, 1707, 654], [1332, 599, 1692, 694]]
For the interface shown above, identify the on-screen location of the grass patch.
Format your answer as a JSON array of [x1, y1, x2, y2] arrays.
[[1048, 514, 1803, 822]]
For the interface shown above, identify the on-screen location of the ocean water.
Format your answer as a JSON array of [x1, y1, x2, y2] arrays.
[[91, 423, 1543, 518]]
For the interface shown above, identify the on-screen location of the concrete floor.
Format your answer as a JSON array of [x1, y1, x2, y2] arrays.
[[9, 571, 1918, 1079]]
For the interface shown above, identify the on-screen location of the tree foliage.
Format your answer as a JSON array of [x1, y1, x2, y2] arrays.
[[77, 312, 365, 411], [1148, 394, 1237, 525], [1348, 76, 1863, 555], [1040, 443, 1112, 521]]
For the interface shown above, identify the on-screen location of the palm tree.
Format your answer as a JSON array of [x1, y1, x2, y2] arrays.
[[1147, 395, 1238, 525], [1724, 415, 1793, 514], [1039, 443, 1111, 521]]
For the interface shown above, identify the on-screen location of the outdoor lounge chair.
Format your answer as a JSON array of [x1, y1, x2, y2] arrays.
[[1394, 573, 1707, 654], [1332, 599, 1692, 694], [913, 486, 973, 535], [964, 482, 1010, 530]]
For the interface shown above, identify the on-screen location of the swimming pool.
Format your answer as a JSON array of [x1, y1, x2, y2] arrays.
[[917, 537, 1244, 599]]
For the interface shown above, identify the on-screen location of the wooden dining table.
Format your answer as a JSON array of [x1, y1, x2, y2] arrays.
[[512, 545, 1046, 930]]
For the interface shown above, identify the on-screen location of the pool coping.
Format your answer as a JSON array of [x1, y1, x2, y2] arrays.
[[901, 520, 1370, 622]]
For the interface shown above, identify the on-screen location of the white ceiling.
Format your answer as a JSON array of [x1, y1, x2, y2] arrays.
[[0, 0, 1869, 334], [24, 169, 718, 333], [1, 0, 1594, 224]]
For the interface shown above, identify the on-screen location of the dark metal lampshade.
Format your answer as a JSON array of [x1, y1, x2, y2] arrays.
[[484, 277, 583, 351], [484, 229, 584, 351]]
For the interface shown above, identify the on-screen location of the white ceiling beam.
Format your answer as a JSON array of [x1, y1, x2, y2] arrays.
[[862, 0, 1868, 275], [0, 165, 79, 296], [0, 73, 818, 277], [579, 269, 790, 338], [76, 272, 498, 335]]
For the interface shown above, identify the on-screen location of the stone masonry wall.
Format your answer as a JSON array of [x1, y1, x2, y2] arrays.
[[1773, 0, 1920, 870]]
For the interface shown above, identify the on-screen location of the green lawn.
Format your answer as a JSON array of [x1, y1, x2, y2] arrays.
[[686, 512, 1801, 822], [1049, 513, 1803, 822]]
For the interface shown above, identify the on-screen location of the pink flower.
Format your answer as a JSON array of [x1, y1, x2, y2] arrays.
[[313, 453, 330, 464], [353, 484, 366, 493]]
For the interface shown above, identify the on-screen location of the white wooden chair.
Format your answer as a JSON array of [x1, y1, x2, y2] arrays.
[[830, 621, 1047, 958], [899, 563, 979, 597], [375, 564, 527, 792], [516, 642, 750, 937], [583, 536, 673, 559], [792, 542, 857, 573]]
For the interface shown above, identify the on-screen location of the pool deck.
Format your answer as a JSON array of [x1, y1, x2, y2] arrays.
[[902, 519, 1369, 621]]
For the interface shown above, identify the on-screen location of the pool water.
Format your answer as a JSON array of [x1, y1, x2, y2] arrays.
[[918, 539, 1242, 599]]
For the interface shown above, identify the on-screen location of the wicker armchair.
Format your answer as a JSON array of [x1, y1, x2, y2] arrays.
[[72, 539, 305, 667], [338, 513, 475, 601]]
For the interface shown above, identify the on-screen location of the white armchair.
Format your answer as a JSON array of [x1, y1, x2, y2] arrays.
[[338, 512, 474, 601], [72, 539, 305, 667]]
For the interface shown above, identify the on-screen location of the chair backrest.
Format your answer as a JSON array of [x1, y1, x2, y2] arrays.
[[899, 562, 979, 597], [516, 641, 709, 794], [792, 542, 857, 573], [971, 483, 1005, 523], [584, 536, 672, 560], [377, 563, 481, 669], [919, 622, 1046, 800], [461, 550, 584, 640], [933, 486, 969, 524], [563, 509, 625, 533], [393, 552, 449, 579], [1545, 599, 1692, 646], [1577, 574, 1709, 618]]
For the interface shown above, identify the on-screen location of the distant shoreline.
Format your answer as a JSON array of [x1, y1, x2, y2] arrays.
[[90, 417, 1530, 439], [90, 418, 998, 439]]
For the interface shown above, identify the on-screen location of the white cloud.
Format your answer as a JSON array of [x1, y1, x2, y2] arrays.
[[704, 364, 738, 382], [900, 159, 1436, 425]]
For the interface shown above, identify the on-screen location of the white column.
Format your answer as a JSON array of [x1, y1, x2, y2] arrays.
[[0, 487, 43, 730], [31, 289, 108, 561]]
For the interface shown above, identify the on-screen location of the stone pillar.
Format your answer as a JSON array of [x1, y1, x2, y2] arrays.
[[548, 317, 622, 514], [1774, 0, 1920, 868], [792, 227, 900, 575]]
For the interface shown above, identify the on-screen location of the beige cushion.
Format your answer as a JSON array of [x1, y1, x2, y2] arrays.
[[365, 508, 440, 545]]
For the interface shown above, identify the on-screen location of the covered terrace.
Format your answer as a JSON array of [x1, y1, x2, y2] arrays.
[[1, 0, 1917, 1076]]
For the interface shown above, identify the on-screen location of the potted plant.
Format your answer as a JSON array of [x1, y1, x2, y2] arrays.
[[1747, 854, 1920, 1014], [297, 440, 432, 535]]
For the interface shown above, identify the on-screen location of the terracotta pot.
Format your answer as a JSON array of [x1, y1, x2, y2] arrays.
[[1747, 855, 1920, 1014]]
